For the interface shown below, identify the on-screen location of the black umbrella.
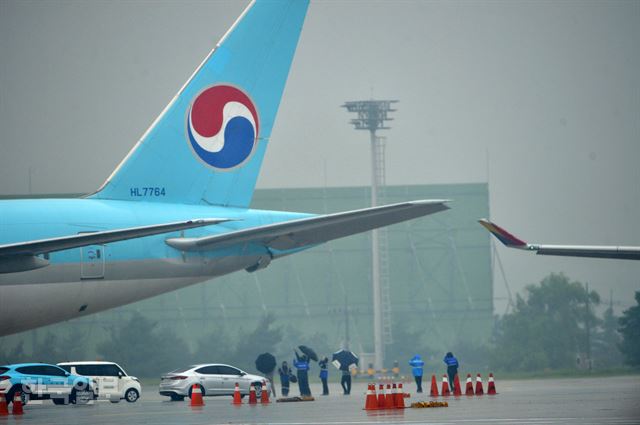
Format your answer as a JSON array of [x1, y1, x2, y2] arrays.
[[298, 345, 319, 362], [332, 349, 358, 371], [255, 352, 276, 374]]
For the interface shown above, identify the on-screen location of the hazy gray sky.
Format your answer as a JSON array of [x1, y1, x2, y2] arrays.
[[1, 0, 639, 313]]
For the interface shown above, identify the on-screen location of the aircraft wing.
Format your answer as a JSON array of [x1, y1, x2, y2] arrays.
[[166, 200, 450, 253], [478, 218, 640, 260], [0, 219, 229, 257]]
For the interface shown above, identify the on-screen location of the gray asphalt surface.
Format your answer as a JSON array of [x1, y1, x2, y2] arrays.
[[2, 375, 638, 424]]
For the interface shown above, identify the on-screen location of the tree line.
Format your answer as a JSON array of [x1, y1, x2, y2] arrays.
[[1, 273, 638, 376]]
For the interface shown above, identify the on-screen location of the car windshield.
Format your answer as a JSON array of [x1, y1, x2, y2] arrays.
[[0, 367, 9, 374], [170, 366, 194, 374]]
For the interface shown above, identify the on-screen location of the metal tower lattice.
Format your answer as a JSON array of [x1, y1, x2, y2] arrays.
[[342, 100, 397, 370]]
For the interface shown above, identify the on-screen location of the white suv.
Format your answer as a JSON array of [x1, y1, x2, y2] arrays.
[[58, 361, 141, 403]]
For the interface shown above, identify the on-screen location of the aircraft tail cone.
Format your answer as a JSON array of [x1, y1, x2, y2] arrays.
[[12, 392, 24, 415], [232, 382, 242, 405], [487, 373, 497, 395], [0, 393, 9, 416], [441, 375, 450, 396], [189, 384, 204, 407], [429, 375, 439, 397], [475, 374, 484, 395], [261, 380, 270, 404], [465, 374, 475, 396], [248, 384, 258, 404], [396, 383, 406, 409], [453, 374, 462, 396]]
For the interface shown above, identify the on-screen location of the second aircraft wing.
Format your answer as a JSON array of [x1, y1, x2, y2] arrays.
[[479, 218, 640, 260]]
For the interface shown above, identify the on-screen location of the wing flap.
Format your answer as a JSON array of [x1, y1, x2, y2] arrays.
[[166, 200, 449, 253]]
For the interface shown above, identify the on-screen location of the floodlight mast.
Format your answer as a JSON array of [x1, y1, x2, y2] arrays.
[[342, 99, 397, 371]]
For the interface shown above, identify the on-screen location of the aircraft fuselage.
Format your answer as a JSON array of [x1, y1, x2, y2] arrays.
[[0, 198, 310, 336]]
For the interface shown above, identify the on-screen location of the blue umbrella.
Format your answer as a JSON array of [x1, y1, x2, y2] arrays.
[[332, 349, 358, 371]]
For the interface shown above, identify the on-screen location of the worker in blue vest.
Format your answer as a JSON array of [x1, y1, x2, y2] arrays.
[[409, 354, 425, 393], [443, 352, 459, 392], [293, 350, 311, 396], [318, 357, 329, 395], [278, 361, 291, 397]]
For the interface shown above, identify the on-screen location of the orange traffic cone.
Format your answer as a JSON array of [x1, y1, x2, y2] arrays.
[[12, 392, 24, 415], [261, 380, 270, 404], [190, 384, 204, 407], [396, 383, 405, 409], [465, 374, 474, 396], [429, 374, 439, 397], [248, 384, 257, 404], [453, 374, 462, 396], [232, 382, 242, 405], [377, 384, 386, 409], [384, 383, 394, 409], [364, 384, 378, 410], [487, 373, 497, 395], [475, 374, 484, 395], [391, 383, 399, 407], [0, 393, 9, 416], [441, 375, 450, 396]]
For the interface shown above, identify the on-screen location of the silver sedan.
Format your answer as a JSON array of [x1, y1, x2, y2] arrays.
[[159, 364, 270, 401]]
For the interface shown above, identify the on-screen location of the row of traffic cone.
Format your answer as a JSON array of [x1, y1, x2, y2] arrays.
[[429, 373, 497, 397], [232, 381, 270, 405], [364, 383, 406, 410], [0, 392, 24, 416], [190, 380, 271, 408]]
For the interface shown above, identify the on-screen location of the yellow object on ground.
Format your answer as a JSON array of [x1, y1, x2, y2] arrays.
[[410, 401, 449, 408]]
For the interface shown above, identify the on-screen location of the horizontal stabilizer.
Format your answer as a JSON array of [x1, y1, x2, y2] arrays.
[[166, 200, 450, 253], [0, 219, 230, 257]]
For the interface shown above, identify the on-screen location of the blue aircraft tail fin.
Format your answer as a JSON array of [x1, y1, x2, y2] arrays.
[[90, 0, 309, 207]]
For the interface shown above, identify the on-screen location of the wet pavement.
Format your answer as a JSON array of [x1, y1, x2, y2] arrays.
[[1, 375, 638, 424]]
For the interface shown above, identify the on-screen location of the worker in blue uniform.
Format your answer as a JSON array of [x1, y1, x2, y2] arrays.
[[443, 352, 459, 392], [294, 350, 311, 396], [318, 357, 329, 395], [409, 354, 425, 393]]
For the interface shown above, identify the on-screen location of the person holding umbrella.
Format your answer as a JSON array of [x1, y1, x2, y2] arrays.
[[255, 352, 277, 397], [409, 354, 425, 393], [294, 350, 311, 396], [332, 349, 358, 395], [318, 357, 329, 395]]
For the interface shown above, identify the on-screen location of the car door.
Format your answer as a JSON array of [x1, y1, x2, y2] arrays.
[[194, 366, 222, 395], [216, 365, 244, 394], [81, 364, 117, 401], [15, 366, 46, 397], [39, 365, 71, 398]]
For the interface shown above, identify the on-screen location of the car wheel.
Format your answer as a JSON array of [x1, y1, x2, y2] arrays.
[[6, 386, 30, 406], [188, 385, 205, 399], [124, 388, 139, 403], [169, 394, 185, 401]]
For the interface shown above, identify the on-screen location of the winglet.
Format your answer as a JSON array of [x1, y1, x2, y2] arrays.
[[478, 219, 528, 248]]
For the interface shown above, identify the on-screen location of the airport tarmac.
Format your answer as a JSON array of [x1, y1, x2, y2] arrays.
[[2, 375, 638, 424]]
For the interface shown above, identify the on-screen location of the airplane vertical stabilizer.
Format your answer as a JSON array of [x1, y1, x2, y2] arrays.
[[91, 0, 309, 207]]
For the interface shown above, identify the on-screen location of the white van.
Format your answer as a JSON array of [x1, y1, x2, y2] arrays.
[[58, 361, 141, 403]]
